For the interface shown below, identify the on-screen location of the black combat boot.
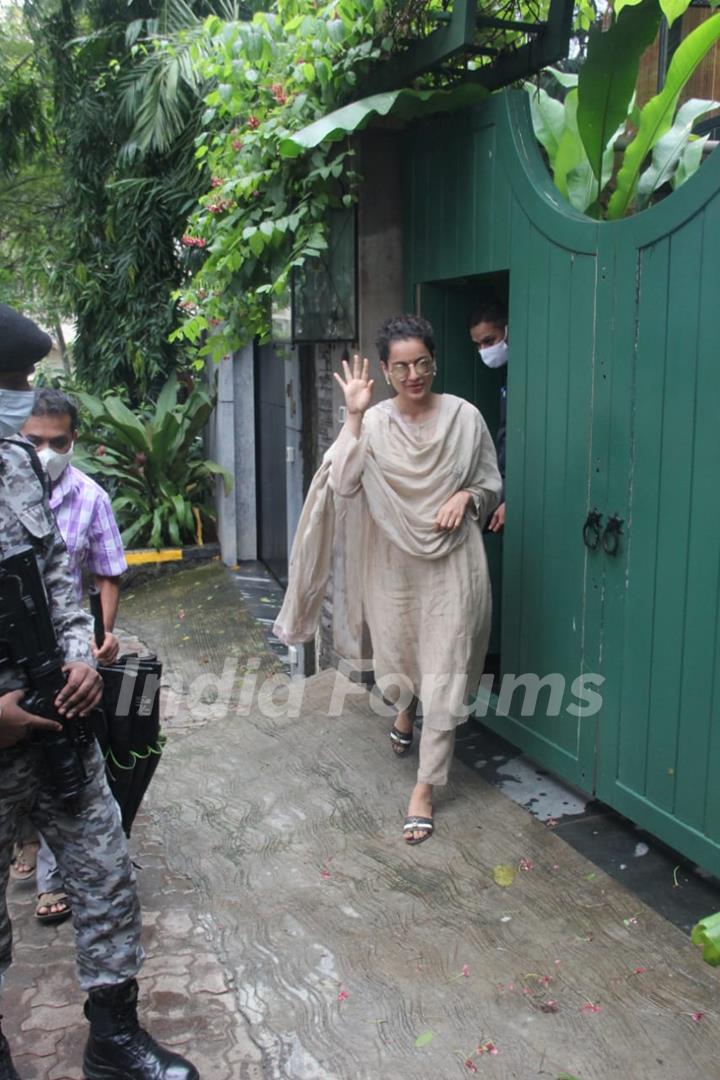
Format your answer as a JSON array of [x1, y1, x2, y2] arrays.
[[0, 1018, 20, 1080], [83, 979, 199, 1079]]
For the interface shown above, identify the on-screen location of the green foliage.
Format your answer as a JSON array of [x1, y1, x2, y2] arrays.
[[165, 0, 398, 358], [73, 372, 231, 549], [279, 83, 488, 157], [691, 911, 720, 966], [163, 0, 513, 357], [576, 0, 661, 185], [527, 0, 720, 218], [635, 97, 718, 208], [4, 0, 219, 401], [525, 73, 627, 213], [0, 3, 69, 329], [608, 11, 720, 218]]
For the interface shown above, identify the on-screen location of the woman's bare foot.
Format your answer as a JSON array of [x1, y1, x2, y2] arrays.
[[404, 782, 434, 843]]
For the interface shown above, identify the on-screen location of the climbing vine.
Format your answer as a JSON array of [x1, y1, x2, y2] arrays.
[[168, 0, 382, 357], [161, 0, 557, 357]]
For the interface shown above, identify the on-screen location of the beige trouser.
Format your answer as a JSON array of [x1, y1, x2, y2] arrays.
[[417, 725, 456, 786]]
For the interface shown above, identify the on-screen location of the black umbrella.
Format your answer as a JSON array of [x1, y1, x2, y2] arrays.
[[90, 589, 164, 836]]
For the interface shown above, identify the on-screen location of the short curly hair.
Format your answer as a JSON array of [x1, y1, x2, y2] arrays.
[[375, 314, 435, 363]]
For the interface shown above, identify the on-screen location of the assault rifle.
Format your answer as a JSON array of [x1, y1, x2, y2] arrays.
[[0, 546, 92, 809]]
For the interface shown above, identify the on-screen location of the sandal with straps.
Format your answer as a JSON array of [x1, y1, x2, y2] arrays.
[[36, 891, 72, 925], [403, 816, 434, 845], [9, 840, 40, 882], [390, 725, 413, 756]]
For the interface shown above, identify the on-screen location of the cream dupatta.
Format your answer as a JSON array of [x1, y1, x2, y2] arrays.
[[272, 394, 501, 652]]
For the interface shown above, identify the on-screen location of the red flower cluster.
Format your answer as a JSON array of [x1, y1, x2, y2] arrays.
[[208, 199, 232, 214], [271, 83, 287, 105], [247, 116, 260, 130], [181, 235, 207, 249], [210, 176, 225, 188], [232, 139, 243, 152]]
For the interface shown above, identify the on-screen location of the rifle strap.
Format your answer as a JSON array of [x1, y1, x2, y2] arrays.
[[0, 437, 49, 494]]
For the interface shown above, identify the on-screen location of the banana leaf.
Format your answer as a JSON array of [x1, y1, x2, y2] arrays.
[[672, 133, 709, 189], [577, 0, 662, 184], [609, 12, 720, 218], [636, 98, 719, 208], [524, 83, 565, 164], [279, 84, 489, 158]]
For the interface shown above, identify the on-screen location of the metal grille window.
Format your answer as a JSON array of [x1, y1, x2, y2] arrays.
[[292, 209, 357, 343]]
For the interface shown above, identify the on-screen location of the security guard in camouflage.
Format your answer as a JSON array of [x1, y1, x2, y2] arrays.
[[0, 305, 198, 1080]]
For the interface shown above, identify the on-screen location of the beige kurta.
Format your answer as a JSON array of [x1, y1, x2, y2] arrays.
[[273, 393, 502, 730]]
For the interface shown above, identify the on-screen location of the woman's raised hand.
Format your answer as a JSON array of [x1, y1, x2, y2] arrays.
[[333, 354, 374, 415]]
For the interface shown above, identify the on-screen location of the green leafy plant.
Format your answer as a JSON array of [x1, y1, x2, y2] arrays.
[[608, 10, 720, 217], [153, 0, 538, 358], [73, 373, 231, 550], [527, 0, 720, 218], [691, 911, 720, 966], [525, 70, 630, 213], [164, 0, 411, 358]]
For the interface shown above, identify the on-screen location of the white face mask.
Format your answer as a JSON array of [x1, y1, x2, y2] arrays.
[[478, 336, 509, 370], [481, 339, 509, 369], [0, 389, 36, 437], [37, 444, 74, 482]]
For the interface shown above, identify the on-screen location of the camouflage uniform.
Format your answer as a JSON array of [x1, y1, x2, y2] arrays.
[[0, 436, 143, 990]]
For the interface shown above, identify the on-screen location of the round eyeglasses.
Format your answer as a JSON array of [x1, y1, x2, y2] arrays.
[[388, 357, 435, 382]]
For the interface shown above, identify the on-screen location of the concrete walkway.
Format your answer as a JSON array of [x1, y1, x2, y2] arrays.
[[5, 562, 720, 1079]]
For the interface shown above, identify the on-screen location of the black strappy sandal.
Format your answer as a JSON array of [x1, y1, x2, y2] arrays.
[[389, 725, 413, 756]]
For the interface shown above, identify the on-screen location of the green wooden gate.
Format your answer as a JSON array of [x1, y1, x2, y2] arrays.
[[404, 90, 720, 875]]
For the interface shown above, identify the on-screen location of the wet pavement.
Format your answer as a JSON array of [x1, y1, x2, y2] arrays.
[[5, 560, 720, 1079]]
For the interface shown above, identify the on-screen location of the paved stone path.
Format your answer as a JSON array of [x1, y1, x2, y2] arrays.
[[5, 561, 720, 1079]]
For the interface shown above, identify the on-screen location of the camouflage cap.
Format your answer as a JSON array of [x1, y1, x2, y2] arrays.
[[0, 304, 53, 371]]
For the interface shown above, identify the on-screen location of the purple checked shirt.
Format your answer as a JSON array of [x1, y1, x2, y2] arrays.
[[49, 464, 128, 603]]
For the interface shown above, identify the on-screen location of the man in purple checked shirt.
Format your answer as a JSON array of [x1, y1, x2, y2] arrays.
[[10, 388, 127, 925]]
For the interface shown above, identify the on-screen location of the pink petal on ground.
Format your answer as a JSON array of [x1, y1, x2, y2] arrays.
[[519, 858, 534, 871], [464, 1059, 478, 1072], [540, 1000, 559, 1013], [485, 1041, 499, 1055], [581, 1002, 602, 1014], [462, 964, 470, 977], [320, 869, 331, 879], [692, 1011, 704, 1023], [337, 990, 349, 1002], [633, 967, 647, 974]]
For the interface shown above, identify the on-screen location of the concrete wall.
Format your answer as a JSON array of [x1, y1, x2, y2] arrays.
[[211, 345, 257, 566]]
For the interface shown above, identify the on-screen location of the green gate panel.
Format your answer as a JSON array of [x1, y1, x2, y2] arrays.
[[404, 88, 720, 875], [405, 110, 513, 283], [596, 191, 720, 874]]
